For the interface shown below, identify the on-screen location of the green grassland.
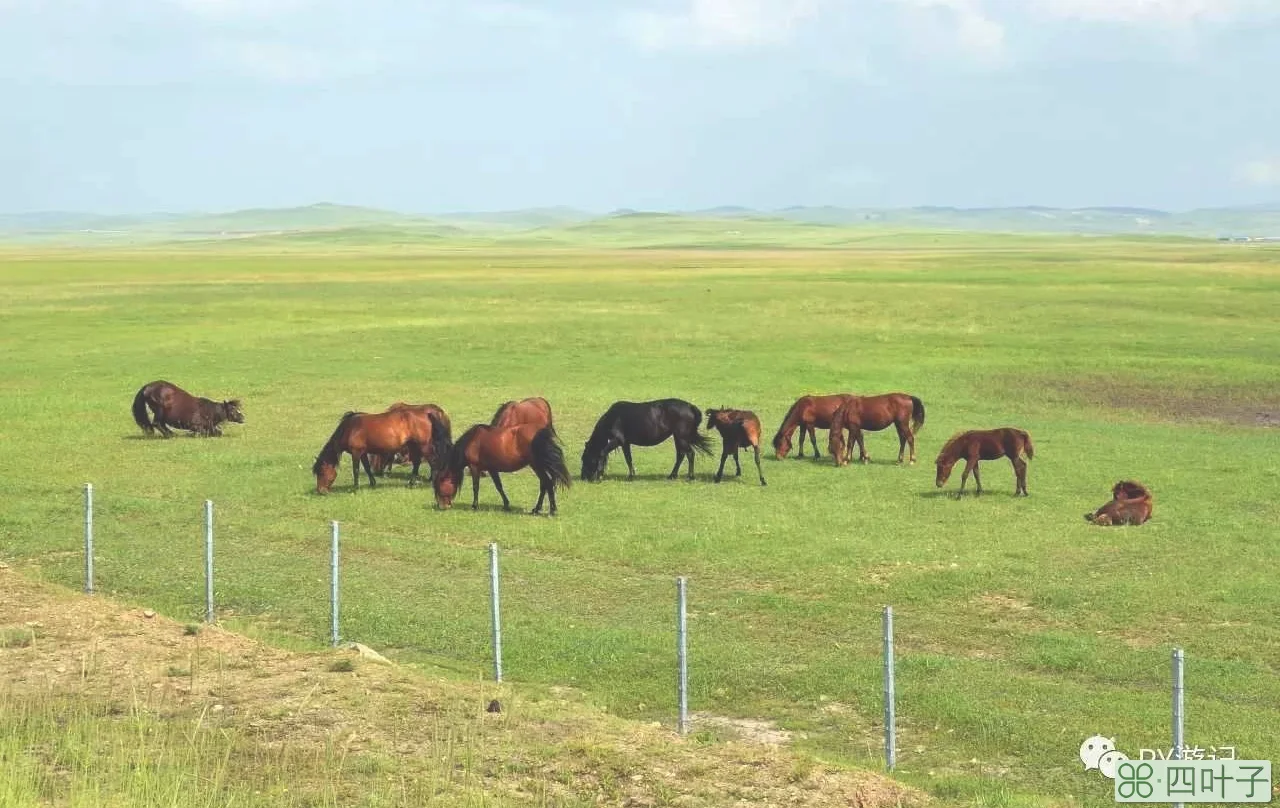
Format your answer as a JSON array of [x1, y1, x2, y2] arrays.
[[1, 223, 1277, 806]]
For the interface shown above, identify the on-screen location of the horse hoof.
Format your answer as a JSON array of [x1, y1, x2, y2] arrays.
[[714, 477, 721, 484], [760, 480, 767, 486]]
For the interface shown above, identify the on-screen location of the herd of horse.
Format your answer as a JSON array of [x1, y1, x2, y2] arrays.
[[129, 380, 1152, 524]]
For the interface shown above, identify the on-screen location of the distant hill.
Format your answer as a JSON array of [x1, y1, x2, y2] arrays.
[[2, 201, 1278, 245]]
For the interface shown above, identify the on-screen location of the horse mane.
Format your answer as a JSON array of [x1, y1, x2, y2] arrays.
[[936, 431, 971, 462], [584, 406, 618, 449], [446, 423, 489, 472], [489, 400, 514, 426], [312, 411, 359, 474], [1113, 480, 1152, 501], [772, 397, 807, 451]]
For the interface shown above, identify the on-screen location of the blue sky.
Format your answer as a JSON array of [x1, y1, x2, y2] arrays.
[[2, 0, 1277, 213]]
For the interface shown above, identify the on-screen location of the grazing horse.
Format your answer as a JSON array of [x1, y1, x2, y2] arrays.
[[312, 407, 442, 493], [828, 393, 926, 467], [370, 402, 452, 476], [1086, 481, 1153, 526], [580, 399, 712, 482], [935, 428, 1035, 497], [490, 396, 554, 431], [705, 408, 767, 486], [772, 394, 854, 459], [429, 413, 571, 514], [132, 380, 244, 438]]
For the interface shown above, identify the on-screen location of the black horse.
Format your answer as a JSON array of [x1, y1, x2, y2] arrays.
[[580, 399, 712, 482]]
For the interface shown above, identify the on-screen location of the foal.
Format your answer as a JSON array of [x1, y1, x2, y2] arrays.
[[705, 408, 767, 486], [934, 427, 1035, 497], [1085, 480, 1153, 526]]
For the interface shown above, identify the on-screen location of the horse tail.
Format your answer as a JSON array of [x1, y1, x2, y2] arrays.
[[772, 397, 805, 451], [532, 426, 572, 490], [132, 386, 154, 434], [910, 396, 925, 433], [689, 429, 713, 457], [1021, 430, 1035, 460]]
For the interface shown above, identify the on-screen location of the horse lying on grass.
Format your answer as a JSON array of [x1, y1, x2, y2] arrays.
[[132, 380, 244, 438], [1085, 480, 1153, 526]]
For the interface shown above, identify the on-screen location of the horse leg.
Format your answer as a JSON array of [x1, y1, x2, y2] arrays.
[[406, 444, 423, 487], [531, 470, 549, 515], [733, 446, 742, 476], [855, 428, 870, 464], [1012, 456, 1028, 496], [808, 426, 821, 458], [153, 407, 174, 439], [471, 468, 482, 510], [714, 447, 729, 483], [753, 445, 766, 486], [620, 443, 636, 480], [668, 442, 685, 480], [908, 424, 917, 465], [895, 422, 909, 465], [958, 457, 978, 498], [489, 471, 511, 511], [360, 454, 377, 488], [351, 453, 361, 490], [686, 442, 696, 480], [796, 426, 806, 458], [972, 461, 983, 496]]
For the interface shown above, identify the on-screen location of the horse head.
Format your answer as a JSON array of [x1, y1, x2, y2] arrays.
[[772, 430, 792, 460], [222, 400, 245, 424], [312, 456, 337, 494], [935, 456, 957, 487], [580, 436, 610, 482], [431, 464, 461, 509]]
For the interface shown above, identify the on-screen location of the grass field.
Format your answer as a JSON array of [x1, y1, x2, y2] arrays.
[[1, 226, 1278, 806]]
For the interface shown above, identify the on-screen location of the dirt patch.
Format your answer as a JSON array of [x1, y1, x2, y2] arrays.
[[691, 712, 795, 746], [971, 593, 1034, 614], [0, 567, 926, 808], [1025, 376, 1280, 427]]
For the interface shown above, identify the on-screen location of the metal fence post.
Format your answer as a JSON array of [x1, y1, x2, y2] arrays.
[[677, 576, 689, 736], [489, 542, 503, 682], [84, 483, 94, 594], [1172, 648, 1185, 808], [204, 500, 215, 623], [884, 605, 897, 771], [330, 521, 340, 648]]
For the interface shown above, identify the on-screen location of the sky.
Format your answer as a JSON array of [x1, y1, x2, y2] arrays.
[[1, 0, 1277, 214]]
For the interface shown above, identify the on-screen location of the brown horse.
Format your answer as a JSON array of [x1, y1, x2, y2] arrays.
[[132, 380, 244, 438], [828, 393, 926, 466], [1086, 481, 1153, 526], [429, 413, 571, 514], [370, 402, 452, 475], [705, 408, 767, 485], [935, 428, 1035, 497], [312, 407, 443, 493], [490, 396, 554, 431], [772, 393, 854, 459]]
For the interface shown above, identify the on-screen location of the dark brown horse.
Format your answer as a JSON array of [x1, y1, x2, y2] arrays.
[[430, 413, 571, 515], [1086, 481, 1153, 526], [705, 408, 767, 485], [312, 406, 443, 493], [370, 402, 452, 475], [828, 393, 926, 467], [132, 380, 244, 438], [490, 396, 554, 431], [935, 428, 1035, 497], [772, 393, 854, 459]]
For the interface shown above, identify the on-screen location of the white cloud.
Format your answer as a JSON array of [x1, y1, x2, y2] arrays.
[[621, 0, 825, 51], [899, 0, 1008, 65], [1028, 0, 1273, 25], [1236, 157, 1280, 187]]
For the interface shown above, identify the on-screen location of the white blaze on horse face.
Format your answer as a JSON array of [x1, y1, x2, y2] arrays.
[[1079, 735, 1114, 770]]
